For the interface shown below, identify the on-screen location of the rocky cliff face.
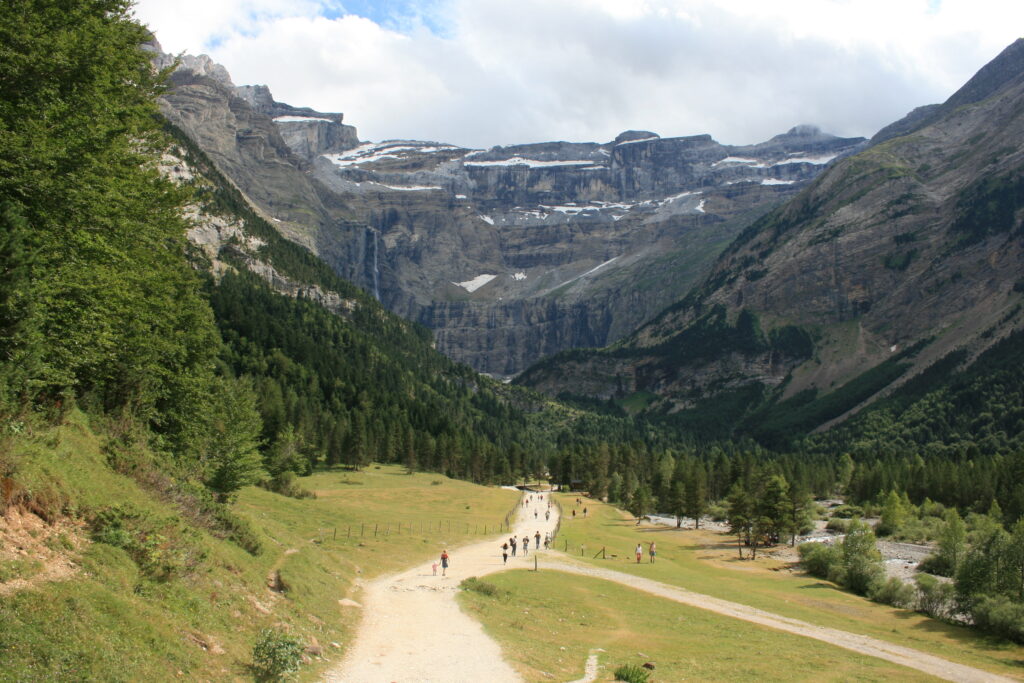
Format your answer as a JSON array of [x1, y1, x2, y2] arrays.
[[519, 39, 1024, 431], [155, 47, 862, 376]]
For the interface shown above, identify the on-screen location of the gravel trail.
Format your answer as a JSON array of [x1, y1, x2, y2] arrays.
[[325, 496, 1012, 683], [324, 493, 559, 682]]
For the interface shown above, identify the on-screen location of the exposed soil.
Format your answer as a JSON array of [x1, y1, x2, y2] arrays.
[[0, 507, 85, 597]]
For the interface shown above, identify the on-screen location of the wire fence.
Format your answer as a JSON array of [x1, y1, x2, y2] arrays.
[[313, 517, 515, 543]]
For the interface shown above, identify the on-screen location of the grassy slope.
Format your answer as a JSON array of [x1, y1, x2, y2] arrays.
[[543, 494, 1024, 679], [460, 570, 938, 682], [0, 413, 517, 682], [6, 416, 1022, 681]]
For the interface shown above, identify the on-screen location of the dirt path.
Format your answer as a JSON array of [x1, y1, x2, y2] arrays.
[[543, 557, 1015, 683], [325, 496, 1012, 683], [324, 492, 559, 682]]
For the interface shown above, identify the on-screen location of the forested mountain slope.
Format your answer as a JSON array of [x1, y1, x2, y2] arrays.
[[518, 39, 1024, 448]]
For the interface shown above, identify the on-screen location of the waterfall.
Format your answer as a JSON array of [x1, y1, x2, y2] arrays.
[[372, 230, 380, 301]]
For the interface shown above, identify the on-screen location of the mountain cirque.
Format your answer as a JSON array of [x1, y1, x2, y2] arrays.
[[155, 44, 863, 376]]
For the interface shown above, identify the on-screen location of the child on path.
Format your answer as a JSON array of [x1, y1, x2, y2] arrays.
[[432, 562, 438, 576], [440, 550, 450, 576], [649, 541, 657, 563], [635, 543, 643, 564]]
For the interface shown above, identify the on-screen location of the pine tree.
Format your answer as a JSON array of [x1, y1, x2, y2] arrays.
[[683, 465, 707, 529]]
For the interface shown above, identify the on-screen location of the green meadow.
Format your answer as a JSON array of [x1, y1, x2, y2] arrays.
[[0, 412, 518, 681], [459, 569, 939, 682], [545, 493, 1024, 680]]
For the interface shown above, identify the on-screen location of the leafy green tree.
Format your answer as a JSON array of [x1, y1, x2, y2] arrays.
[[930, 508, 967, 576], [838, 518, 884, 595], [0, 201, 42, 410], [1, 0, 220, 452], [956, 516, 1011, 611], [608, 471, 623, 505], [203, 376, 265, 502], [878, 490, 907, 537], [1009, 520, 1024, 601], [267, 425, 306, 476]]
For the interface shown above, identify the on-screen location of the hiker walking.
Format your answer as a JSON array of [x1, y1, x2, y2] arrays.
[[510, 536, 517, 556], [534, 530, 541, 549], [583, 507, 588, 518], [635, 543, 643, 564], [545, 510, 550, 521], [501, 542, 509, 564], [522, 535, 529, 556], [544, 532, 551, 549], [649, 541, 657, 563], [440, 549, 450, 576]]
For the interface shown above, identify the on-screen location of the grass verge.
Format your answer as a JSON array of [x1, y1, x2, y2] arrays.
[[459, 569, 939, 682]]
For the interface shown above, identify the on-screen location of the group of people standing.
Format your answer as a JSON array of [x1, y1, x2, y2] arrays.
[[502, 492, 552, 564], [635, 541, 656, 563], [437, 491, 663, 578]]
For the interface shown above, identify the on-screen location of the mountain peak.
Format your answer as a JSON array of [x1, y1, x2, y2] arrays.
[[873, 38, 1024, 145], [613, 130, 660, 145]]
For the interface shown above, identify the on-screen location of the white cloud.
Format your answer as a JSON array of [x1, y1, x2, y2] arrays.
[[134, 0, 1024, 148]]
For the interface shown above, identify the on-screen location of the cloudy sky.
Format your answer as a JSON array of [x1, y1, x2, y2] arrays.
[[133, 0, 1023, 149]]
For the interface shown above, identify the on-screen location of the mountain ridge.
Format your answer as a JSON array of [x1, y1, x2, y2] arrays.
[[155, 46, 861, 376], [516, 40, 1024, 444]]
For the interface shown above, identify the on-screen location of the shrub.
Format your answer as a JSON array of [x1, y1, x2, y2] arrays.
[[91, 504, 205, 581], [264, 471, 315, 500], [871, 577, 917, 609], [825, 518, 850, 533], [970, 595, 1024, 643], [252, 628, 303, 681], [706, 503, 727, 522], [830, 505, 863, 519], [614, 664, 651, 683], [915, 574, 955, 620], [798, 542, 840, 579], [460, 576, 509, 600], [917, 553, 953, 577]]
